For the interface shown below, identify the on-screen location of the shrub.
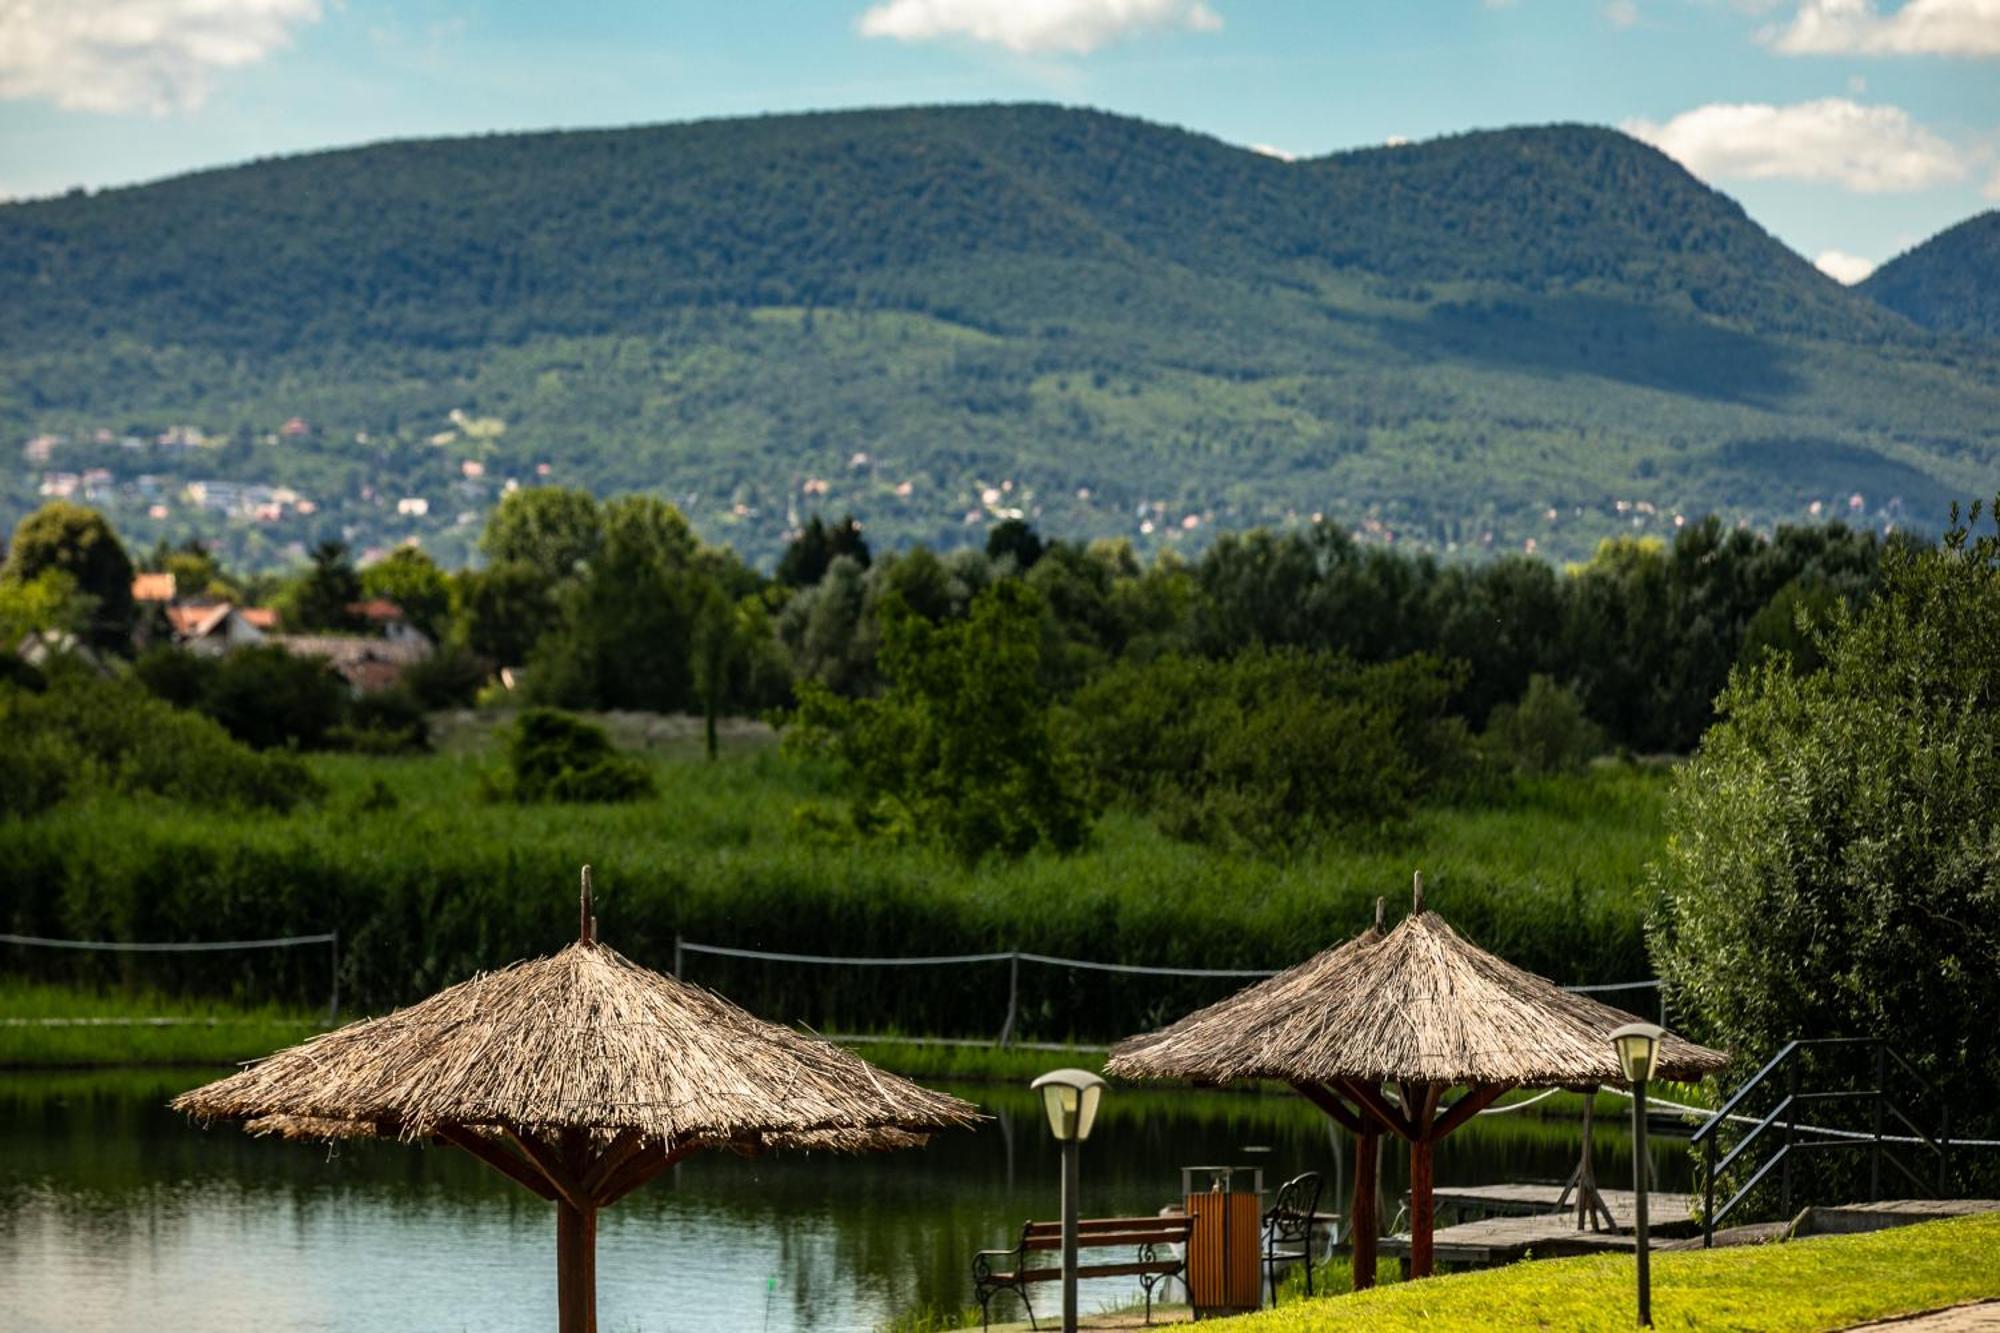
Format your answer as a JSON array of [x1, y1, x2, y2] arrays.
[[1650, 499, 2000, 1187], [785, 582, 1094, 863], [400, 644, 491, 709], [1068, 648, 1469, 851], [332, 689, 430, 754], [497, 708, 654, 803], [1481, 674, 1603, 775], [137, 644, 350, 751], [205, 646, 350, 750], [1, 673, 320, 813]]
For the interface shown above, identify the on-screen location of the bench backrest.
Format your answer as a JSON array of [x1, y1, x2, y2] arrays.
[[1019, 1215, 1193, 1252]]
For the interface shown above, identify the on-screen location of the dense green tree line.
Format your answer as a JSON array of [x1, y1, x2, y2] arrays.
[[4, 492, 1905, 860]]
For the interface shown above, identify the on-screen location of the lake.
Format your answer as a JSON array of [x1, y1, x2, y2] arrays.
[[0, 1070, 1690, 1332]]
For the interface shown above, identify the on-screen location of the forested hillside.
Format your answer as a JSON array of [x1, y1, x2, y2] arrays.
[[3, 104, 1994, 567], [1861, 211, 2000, 339]]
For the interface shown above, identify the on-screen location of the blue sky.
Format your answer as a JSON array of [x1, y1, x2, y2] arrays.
[[2, 1, 1996, 280]]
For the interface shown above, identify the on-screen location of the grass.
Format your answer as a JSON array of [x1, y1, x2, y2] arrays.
[[1218, 1212, 2000, 1331], [0, 732, 1672, 1038], [0, 980, 323, 1068]]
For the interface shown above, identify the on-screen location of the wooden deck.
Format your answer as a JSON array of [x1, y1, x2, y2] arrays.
[[1426, 1182, 1699, 1223], [1377, 1185, 1700, 1269]]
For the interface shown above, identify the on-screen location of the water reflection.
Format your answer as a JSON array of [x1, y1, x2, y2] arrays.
[[0, 1072, 1690, 1331]]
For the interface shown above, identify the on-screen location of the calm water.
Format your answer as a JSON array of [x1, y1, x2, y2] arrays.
[[0, 1071, 1690, 1332]]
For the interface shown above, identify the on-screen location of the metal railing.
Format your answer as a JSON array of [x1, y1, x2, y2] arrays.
[[1691, 1037, 1948, 1246]]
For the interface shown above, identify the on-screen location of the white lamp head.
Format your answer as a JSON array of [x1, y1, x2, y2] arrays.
[[1609, 1021, 1666, 1085], [1030, 1068, 1107, 1143]]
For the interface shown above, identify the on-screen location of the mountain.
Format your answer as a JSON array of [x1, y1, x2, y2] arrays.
[[1860, 211, 2000, 340], [3, 103, 1995, 568]]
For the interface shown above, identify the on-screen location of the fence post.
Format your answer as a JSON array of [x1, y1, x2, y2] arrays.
[[673, 934, 684, 979], [327, 930, 341, 1027], [1939, 1106, 1950, 1196], [1871, 1044, 1885, 1203], [1703, 1134, 1716, 1248], [1781, 1057, 1798, 1218], [996, 952, 1020, 1048]]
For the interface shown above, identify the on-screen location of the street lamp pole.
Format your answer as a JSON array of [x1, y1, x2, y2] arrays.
[[1061, 1127, 1081, 1326], [1032, 1068, 1106, 1333], [1610, 1022, 1664, 1329]]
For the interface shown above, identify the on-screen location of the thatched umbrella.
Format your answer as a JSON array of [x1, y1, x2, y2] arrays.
[[1108, 874, 1726, 1286], [174, 869, 979, 1332]]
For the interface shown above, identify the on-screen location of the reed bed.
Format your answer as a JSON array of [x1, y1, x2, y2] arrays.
[[0, 749, 1668, 1042]]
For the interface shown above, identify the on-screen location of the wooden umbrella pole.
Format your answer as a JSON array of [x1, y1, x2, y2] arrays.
[[1408, 1137, 1435, 1278], [557, 1196, 598, 1333], [1350, 1127, 1380, 1291], [1407, 1082, 1440, 1280], [557, 1128, 599, 1333]]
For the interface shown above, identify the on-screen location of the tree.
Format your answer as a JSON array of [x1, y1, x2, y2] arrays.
[[985, 518, 1045, 570], [458, 561, 555, 666], [361, 547, 452, 639], [528, 497, 701, 711], [786, 581, 1094, 862], [1649, 499, 2000, 1165], [2, 502, 134, 653], [776, 514, 870, 589], [1481, 673, 1602, 774], [480, 487, 602, 585], [289, 541, 364, 632]]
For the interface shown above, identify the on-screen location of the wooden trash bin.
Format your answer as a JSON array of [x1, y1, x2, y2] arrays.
[[1182, 1165, 1263, 1316]]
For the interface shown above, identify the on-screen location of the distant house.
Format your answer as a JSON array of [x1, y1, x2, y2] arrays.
[[239, 607, 280, 632], [270, 633, 431, 693], [14, 629, 108, 675], [344, 598, 430, 648], [166, 602, 269, 656], [131, 572, 177, 603]]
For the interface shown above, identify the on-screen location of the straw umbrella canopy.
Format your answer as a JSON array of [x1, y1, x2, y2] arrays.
[[173, 869, 978, 1333], [1108, 873, 1727, 1284]]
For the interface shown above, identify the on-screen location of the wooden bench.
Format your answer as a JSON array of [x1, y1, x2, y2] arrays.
[[973, 1213, 1194, 1329]]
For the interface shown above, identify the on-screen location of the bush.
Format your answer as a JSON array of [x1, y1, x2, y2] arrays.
[[496, 708, 655, 803], [401, 644, 491, 709], [785, 582, 1094, 863], [1649, 499, 2000, 1187], [136, 644, 350, 751], [332, 689, 430, 754], [1481, 674, 1603, 775], [1, 673, 320, 813], [1068, 648, 1469, 851]]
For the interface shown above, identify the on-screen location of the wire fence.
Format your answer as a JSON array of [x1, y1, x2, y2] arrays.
[[673, 937, 1670, 1047], [1, 929, 1667, 1050], [1, 931, 342, 1025]]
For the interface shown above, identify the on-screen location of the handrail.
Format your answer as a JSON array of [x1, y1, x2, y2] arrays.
[[1713, 1094, 1796, 1178], [1714, 1143, 1792, 1228], [1693, 1041, 1799, 1144], [1886, 1046, 1941, 1100], [1701, 1035, 1954, 1247]]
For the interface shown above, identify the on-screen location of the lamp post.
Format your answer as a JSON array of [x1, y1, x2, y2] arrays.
[[1610, 1022, 1664, 1327], [1031, 1068, 1106, 1333]]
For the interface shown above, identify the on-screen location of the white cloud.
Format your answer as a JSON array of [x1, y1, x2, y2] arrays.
[[1248, 142, 1295, 162], [1986, 168, 2000, 200], [1624, 98, 1967, 192], [1605, 0, 1641, 26], [857, 0, 1221, 55], [1772, 0, 2000, 57], [0, 0, 322, 115], [1814, 248, 1879, 282]]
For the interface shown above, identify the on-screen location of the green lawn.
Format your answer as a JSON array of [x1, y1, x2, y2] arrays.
[[1225, 1213, 2000, 1332]]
